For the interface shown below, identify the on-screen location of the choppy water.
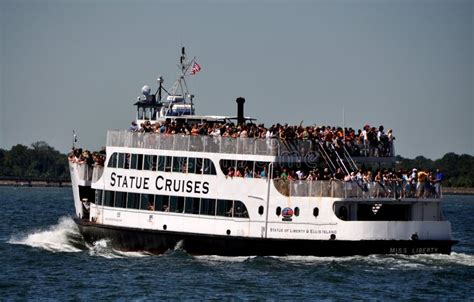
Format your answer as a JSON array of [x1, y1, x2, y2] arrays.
[[0, 187, 473, 300]]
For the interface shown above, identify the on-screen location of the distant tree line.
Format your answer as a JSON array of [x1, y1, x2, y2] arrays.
[[395, 153, 474, 187], [0, 142, 69, 179], [0, 142, 473, 187]]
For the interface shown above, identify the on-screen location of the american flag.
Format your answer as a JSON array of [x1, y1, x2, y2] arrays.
[[191, 62, 201, 75]]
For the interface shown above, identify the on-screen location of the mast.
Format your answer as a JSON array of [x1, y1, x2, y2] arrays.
[[164, 47, 196, 115]]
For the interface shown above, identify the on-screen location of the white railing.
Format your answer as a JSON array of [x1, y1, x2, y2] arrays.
[[92, 165, 104, 183], [107, 130, 279, 155], [74, 163, 93, 182], [274, 179, 442, 199], [107, 130, 395, 158]]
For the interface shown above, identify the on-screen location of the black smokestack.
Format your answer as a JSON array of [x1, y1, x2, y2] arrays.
[[236, 97, 245, 125]]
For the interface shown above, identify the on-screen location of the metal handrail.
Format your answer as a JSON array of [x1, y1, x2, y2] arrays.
[[273, 179, 442, 199], [106, 130, 395, 158]]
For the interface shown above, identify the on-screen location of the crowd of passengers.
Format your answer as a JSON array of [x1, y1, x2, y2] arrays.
[[129, 120, 395, 157], [270, 166, 444, 199], [223, 161, 442, 198], [68, 147, 106, 167]]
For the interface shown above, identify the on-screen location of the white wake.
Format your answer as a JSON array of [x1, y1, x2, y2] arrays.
[[8, 216, 84, 253], [195, 253, 474, 267], [87, 239, 152, 258], [8, 217, 473, 265]]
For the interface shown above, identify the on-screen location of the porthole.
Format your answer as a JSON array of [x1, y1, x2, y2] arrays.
[[226, 229, 231, 235], [313, 207, 319, 217], [276, 207, 281, 216], [163, 224, 167, 230], [258, 206, 264, 215], [294, 207, 300, 217]]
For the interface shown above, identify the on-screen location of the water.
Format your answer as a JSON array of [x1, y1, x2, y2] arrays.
[[0, 187, 473, 300]]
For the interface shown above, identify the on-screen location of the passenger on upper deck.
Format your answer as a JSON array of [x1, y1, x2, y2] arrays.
[[68, 147, 106, 168], [129, 119, 395, 158], [129, 121, 139, 132], [435, 169, 444, 198]]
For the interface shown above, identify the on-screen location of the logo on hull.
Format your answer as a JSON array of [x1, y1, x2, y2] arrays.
[[282, 207, 294, 221]]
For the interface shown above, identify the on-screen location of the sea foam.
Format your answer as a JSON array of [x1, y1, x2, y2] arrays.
[[8, 216, 84, 253]]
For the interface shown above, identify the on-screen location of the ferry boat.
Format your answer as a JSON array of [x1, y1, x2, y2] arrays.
[[69, 48, 457, 256]]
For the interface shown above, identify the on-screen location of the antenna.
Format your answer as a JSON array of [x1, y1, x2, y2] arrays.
[[157, 76, 164, 102], [180, 47, 186, 69], [72, 130, 77, 149]]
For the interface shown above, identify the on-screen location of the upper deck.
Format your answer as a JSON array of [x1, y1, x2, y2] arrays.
[[106, 130, 395, 163]]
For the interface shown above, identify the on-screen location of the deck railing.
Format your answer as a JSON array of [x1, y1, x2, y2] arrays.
[[92, 165, 104, 183], [106, 130, 395, 158], [274, 179, 442, 199], [72, 163, 103, 183], [74, 163, 93, 182]]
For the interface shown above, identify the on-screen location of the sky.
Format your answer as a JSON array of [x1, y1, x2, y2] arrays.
[[0, 0, 472, 159]]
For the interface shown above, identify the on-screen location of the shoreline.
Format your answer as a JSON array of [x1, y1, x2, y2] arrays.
[[441, 187, 474, 195], [0, 179, 71, 187], [0, 179, 473, 195]]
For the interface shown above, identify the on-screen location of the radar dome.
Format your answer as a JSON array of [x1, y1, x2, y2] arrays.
[[141, 85, 151, 96]]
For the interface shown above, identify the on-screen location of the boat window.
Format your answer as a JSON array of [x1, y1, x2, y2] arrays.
[[234, 201, 249, 218], [220, 159, 236, 175], [137, 154, 143, 170], [313, 207, 319, 217], [220, 159, 270, 178], [187, 157, 196, 173], [143, 155, 157, 171], [102, 191, 250, 219], [169, 196, 185, 213], [115, 192, 126, 208], [164, 156, 172, 172], [195, 158, 203, 174], [157, 156, 165, 171], [140, 194, 155, 210], [216, 199, 233, 217], [127, 193, 140, 209], [173, 157, 187, 173], [200, 198, 216, 216], [276, 206, 281, 216], [124, 154, 130, 169], [130, 154, 137, 169], [95, 190, 103, 205], [258, 205, 264, 215], [155, 195, 169, 212], [236, 161, 254, 178], [122, 154, 214, 175], [118, 153, 125, 169], [294, 207, 300, 217], [255, 162, 269, 178], [355, 204, 410, 221], [185, 197, 200, 214], [203, 158, 216, 175], [338, 206, 348, 220], [107, 153, 118, 168], [104, 191, 115, 207]]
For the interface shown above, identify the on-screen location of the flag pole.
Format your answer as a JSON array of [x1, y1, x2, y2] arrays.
[[342, 107, 345, 141]]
